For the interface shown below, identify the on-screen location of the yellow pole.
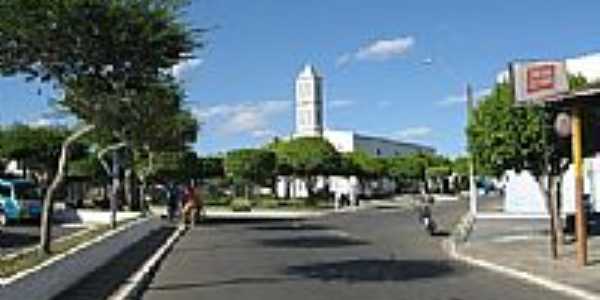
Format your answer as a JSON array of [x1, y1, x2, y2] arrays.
[[572, 102, 588, 267]]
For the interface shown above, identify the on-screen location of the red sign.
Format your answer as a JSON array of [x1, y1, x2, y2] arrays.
[[527, 65, 556, 93]]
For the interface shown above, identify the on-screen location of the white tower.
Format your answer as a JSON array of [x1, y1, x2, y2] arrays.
[[295, 64, 323, 137]]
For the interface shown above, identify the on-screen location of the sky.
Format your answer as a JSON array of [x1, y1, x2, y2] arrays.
[[1, 0, 600, 156]]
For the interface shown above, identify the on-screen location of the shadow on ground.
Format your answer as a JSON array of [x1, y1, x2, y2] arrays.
[[257, 235, 369, 248], [285, 259, 460, 282], [199, 218, 299, 225], [0, 232, 38, 250], [148, 277, 291, 291], [431, 230, 450, 237], [249, 223, 333, 232], [52, 226, 175, 300]]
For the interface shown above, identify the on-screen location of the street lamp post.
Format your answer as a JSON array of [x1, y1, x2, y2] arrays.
[[466, 84, 478, 216]]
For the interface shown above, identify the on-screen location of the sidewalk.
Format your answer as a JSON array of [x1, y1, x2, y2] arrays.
[[453, 217, 600, 299], [51, 222, 175, 300]]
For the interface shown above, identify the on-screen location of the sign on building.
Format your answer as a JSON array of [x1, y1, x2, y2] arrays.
[[510, 60, 569, 105]]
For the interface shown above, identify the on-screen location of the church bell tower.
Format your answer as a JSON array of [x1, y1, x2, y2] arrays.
[[294, 64, 323, 137]]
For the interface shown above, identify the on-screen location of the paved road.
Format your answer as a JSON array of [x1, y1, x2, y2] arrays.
[[141, 200, 573, 300], [0, 222, 82, 256]]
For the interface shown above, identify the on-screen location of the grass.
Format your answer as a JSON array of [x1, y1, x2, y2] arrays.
[[0, 219, 135, 278]]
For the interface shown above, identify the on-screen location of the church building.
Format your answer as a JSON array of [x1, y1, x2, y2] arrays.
[[293, 64, 434, 158]]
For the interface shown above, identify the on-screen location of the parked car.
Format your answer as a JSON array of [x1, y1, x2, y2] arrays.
[[0, 179, 43, 226]]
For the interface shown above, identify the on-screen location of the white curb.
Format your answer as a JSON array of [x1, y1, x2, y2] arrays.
[[444, 235, 600, 300], [109, 224, 187, 300]]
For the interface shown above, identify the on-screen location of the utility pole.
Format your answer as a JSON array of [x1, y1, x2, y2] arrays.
[[571, 102, 587, 267], [467, 84, 478, 216]]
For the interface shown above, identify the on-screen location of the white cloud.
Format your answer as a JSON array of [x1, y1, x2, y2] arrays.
[[28, 110, 74, 128], [328, 99, 354, 109], [394, 126, 432, 140], [171, 58, 203, 79], [422, 57, 434, 65], [356, 37, 415, 61], [336, 53, 353, 67], [192, 100, 289, 137], [336, 36, 415, 66], [438, 88, 492, 107]]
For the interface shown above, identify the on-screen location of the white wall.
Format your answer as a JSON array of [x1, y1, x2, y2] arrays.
[[561, 157, 600, 213], [323, 130, 355, 153], [504, 170, 546, 214], [503, 157, 600, 214]]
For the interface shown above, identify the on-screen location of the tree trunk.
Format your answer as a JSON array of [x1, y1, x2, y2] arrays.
[[40, 125, 95, 255], [549, 175, 563, 254], [537, 176, 558, 259], [139, 177, 147, 214], [124, 168, 133, 210], [555, 175, 565, 245], [110, 150, 120, 229]]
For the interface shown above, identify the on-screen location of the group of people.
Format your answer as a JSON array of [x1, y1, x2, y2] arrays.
[[165, 181, 204, 226]]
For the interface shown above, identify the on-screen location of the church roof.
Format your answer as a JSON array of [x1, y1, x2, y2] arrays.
[[299, 64, 321, 78]]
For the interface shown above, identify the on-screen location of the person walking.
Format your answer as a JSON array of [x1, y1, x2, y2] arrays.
[[181, 181, 202, 227], [166, 182, 179, 222]]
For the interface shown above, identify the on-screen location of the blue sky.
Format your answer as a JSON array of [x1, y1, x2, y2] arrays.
[[2, 0, 600, 156]]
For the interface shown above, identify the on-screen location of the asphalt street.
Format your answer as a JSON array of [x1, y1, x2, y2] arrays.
[[141, 201, 573, 300]]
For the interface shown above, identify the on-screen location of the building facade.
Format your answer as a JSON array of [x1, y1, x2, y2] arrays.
[[295, 65, 324, 137], [293, 64, 433, 157], [277, 65, 434, 200], [324, 130, 434, 158]]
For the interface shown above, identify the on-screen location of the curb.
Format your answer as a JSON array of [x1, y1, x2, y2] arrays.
[[110, 224, 187, 300], [444, 214, 600, 300]]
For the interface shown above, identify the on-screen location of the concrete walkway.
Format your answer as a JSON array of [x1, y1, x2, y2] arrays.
[[51, 223, 176, 300], [456, 217, 600, 299]]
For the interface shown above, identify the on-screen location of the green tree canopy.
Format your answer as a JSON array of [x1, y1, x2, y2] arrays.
[[0, 0, 199, 252], [344, 151, 386, 178], [467, 83, 545, 177], [269, 137, 340, 177], [452, 156, 471, 177], [0, 125, 88, 180], [225, 149, 276, 197]]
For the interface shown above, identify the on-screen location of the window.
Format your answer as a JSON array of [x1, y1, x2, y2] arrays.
[[0, 185, 10, 198], [14, 183, 42, 200]]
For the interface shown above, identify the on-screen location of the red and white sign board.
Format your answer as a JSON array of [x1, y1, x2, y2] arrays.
[[510, 60, 569, 105]]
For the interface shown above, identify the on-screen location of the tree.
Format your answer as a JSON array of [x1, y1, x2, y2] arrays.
[[467, 83, 545, 177], [269, 137, 340, 198], [344, 151, 386, 178], [197, 157, 225, 179], [451, 156, 471, 191], [0, 125, 70, 181], [0, 0, 198, 253], [224, 149, 276, 199], [466, 76, 592, 258]]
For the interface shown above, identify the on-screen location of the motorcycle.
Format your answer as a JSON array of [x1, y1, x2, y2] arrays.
[[418, 203, 437, 235]]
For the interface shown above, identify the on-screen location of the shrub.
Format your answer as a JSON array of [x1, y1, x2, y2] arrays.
[[255, 198, 279, 209], [205, 197, 231, 206], [230, 198, 252, 212]]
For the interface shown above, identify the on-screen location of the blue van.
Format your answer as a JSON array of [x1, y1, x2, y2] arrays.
[[0, 179, 43, 226]]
